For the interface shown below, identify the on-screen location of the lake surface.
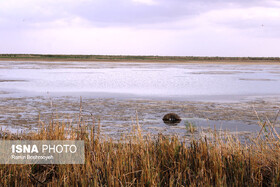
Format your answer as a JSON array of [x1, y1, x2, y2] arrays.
[[0, 61, 280, 137], [0, 61, 280, 101]]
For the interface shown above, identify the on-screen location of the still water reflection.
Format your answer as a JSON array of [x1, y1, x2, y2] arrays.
[[0, 61, 280, 100]]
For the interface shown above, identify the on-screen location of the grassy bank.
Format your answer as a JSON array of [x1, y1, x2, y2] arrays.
[[1, 54, 280, 63], [0, 118, 280, 186]]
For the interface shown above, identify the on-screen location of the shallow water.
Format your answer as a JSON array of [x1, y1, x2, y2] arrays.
[[0, 61, 280, 137], [0, 61, 280, 101]]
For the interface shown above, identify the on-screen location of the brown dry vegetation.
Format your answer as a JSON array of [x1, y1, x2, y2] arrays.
[[0, 115, 280, 187]]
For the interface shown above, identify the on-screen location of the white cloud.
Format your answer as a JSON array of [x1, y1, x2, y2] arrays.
[[132, 0, 157, 5], [205, 7, 280, 24], [0, 0, 280, 56]]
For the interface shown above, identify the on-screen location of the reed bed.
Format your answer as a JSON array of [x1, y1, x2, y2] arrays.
[[0, 117, 280, 186]]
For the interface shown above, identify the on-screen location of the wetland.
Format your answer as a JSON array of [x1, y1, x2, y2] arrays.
[[0, 61, 280, 138]]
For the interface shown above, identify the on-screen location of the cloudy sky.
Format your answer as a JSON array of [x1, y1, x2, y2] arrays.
[[0, 0, 280, 57]]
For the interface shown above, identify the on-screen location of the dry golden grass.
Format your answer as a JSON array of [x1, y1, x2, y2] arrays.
[[0, 116, 280, 186]]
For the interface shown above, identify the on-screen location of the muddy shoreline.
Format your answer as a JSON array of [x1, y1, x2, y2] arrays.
[[0, 95, 279, 138]]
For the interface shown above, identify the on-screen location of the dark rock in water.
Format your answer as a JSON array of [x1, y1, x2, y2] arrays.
[[163, 113, 181, 125], [163, 113, 181, 122], [163, 121, 181, 126]]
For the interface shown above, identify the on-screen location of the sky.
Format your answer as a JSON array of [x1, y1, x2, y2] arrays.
[[0, 0, 280, 57]]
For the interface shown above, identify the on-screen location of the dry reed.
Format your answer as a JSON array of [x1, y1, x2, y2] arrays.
[[0, 115, 279, 186]]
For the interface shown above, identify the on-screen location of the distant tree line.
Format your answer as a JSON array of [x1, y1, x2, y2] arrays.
[[0, 54, 279, 62]]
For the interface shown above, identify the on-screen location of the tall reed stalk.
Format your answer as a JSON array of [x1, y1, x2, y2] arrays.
[[0, 115, 279, 186]]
